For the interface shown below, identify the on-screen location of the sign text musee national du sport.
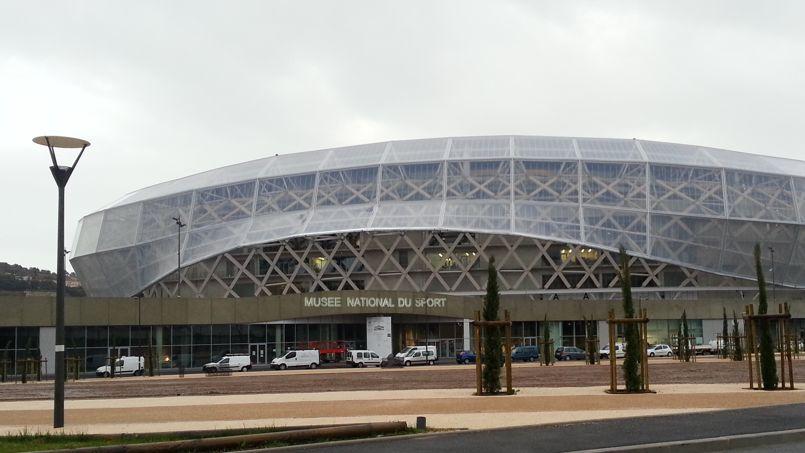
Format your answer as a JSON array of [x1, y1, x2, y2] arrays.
[[303, 295, 447, 309]]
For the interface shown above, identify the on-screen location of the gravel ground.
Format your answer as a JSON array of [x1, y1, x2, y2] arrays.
[[1, 359, 802, 401]]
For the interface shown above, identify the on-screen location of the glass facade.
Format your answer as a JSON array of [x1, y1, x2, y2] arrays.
[[70, 135, 805, 298], [60, 323, 366, 373]]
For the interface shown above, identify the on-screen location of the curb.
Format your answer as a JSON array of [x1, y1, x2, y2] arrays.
[[240, 430, 458, 451], [569, 427, 805, 452]]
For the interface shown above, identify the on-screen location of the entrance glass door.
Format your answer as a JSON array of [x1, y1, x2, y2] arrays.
[[249, 344, 266, 364]]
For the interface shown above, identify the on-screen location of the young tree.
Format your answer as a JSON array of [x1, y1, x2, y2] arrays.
[[681, 310, 691, 362], [542, 314, 552, 366], [482, 256, 502, 394], [754, 244, 778, 389], [732, 311, 744, 361], [677, 324, 683, 360], [618, 246, 641, 392], [721, 307, 729, 359]]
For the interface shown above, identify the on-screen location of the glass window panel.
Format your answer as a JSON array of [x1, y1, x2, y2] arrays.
[[640, 141, 718, 167], [583, 162, 646, 209], [86, 326, 108, 348], [446, 161, 510, 200], [138, 193, 193, 242], [249, 324, 267, 343], [0, 328, 15, 350], [380, 163, 443, 202], [650, 214, 725, 270], [384, 138, 448, 163], [514, 202, 581, 241], [321, 142, 386, 169], [514, 160, 578, 203], [316, 167, 378, 207], [211, 325, 229, 344], [97, 203, 142, 251], [72, 212, 104, 258], [192, 344, 211, 367], [513, 136, 577, 160], [130, 326, 151, 346], [172, 325, 191, 345], [649, 165, 725, 216], [576, 138, 643, 161], [232, 325, 248, 344], [191, 182, 255, 229], [109, 326, 130, 347], [725, 170, 796, 221], [192, 325, 212, 345], [583, 207, 647, 253], [448, 136, 511, 159], [255, 174, 316, 215]]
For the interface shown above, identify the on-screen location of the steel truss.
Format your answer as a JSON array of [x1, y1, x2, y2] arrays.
[[143, 231, 751, 300]]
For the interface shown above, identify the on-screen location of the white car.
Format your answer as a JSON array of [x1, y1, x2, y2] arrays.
[[599, 344, 625, 359], [203, 354, 252, 372], [271, 349, 320, 370], [647, 344, 673, 357], [96, 356, 144, 377], [346, 350, 382, 368]]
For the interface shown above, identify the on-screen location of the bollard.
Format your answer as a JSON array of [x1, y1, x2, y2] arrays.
[[416, 416, 427, 430]]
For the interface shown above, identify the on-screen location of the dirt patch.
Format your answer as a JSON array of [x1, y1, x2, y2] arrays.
[[1, 360, 801, 401]]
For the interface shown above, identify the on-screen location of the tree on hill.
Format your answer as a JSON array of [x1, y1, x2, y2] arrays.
[[754, 244, 778, 389], [482, 256, 502, 394], [618, 246, 641, 392]]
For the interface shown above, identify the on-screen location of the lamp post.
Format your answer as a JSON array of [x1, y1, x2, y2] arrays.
[[171, 216, 186, 297], [32, 135, 90, 429], [768, 246, 776, 302]]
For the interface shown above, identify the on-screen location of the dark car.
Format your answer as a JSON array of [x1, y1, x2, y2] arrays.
[[456, 350, 477, 364], [555, 346, 586, 361], [511, 345, 539, 362]]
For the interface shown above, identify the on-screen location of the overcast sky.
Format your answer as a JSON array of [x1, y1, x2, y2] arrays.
[[1, 1, 804, 272]]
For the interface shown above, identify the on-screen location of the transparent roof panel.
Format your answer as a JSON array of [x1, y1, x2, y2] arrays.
[[260, 148, 331, 177], [513, 136, 578, 160], [320, 142, 387, 169], [72, 212, 104, 257], [384, 137, 449, 163], [448, 136, 511, 159], [703, 147, 786, 174], [639, 140, 718, 167], [576, 138, 644, 162], [112, 157, 272, 207]]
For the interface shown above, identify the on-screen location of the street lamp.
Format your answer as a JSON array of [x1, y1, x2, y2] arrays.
[[32, 135, 90, 429], [768, 246, 776, 302], [171, 216, 186, 297]]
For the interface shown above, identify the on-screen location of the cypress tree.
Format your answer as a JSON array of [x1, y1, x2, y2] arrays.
[[721, 307, 729, 359], [619, 246, 641, 392], [542, 314, 552, 366], [482, 256, 502, 394], [754, 244, 778, 389], [681, 310, 691, 362], [677, 324, 683, 360], [732, 311, 743, 361]]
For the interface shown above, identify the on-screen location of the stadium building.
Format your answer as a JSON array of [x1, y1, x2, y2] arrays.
[[4, 135, 805, 372]]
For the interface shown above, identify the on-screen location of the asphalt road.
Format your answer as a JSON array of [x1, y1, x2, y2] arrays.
[[303, 403, 805, 453]]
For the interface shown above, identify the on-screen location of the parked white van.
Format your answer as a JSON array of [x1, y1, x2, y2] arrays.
[[395, 345, 437, 361], [96, 356, 144, 377], [270, 349, 320, 370], [346, 350, 381, 368], [202, 354, 252, 373], [400, 346, 437, 366]]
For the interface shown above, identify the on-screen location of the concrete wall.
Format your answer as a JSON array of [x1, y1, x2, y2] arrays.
[[1, 292, 803, 327]]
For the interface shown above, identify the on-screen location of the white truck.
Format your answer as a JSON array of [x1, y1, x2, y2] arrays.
[[96, 356, 144, 377], [270, 349, 320, 370], [202, 354, 252, 373]]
